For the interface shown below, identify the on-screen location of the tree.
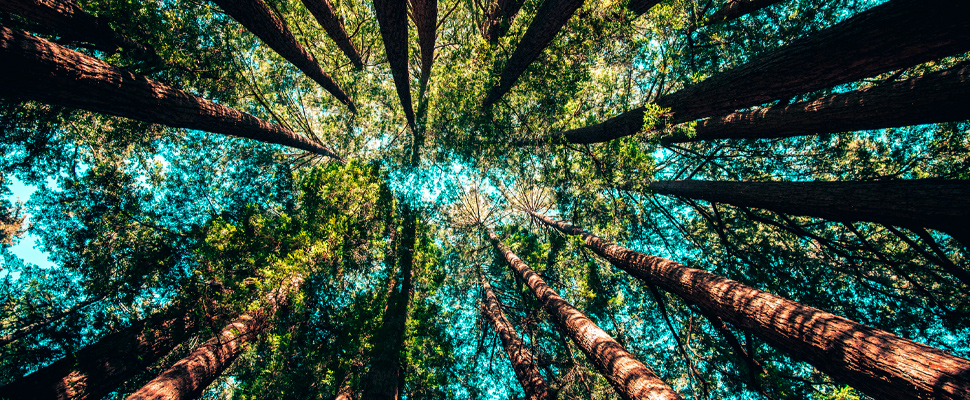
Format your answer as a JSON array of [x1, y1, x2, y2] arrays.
[[480, 0, 525, 42], [410, 0, 437, 97], [373, 0, 416, 126], [703, 0, 786, 26], [301, 0, 364, 69], [626, 0, 662, 17], [0, 0, 153, 56]]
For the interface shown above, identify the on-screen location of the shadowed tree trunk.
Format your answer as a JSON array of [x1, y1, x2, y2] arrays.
[[528, 211, 970, 400], [409, 0, 436, 98], [480, 273, 553, 400], [626, 0, 662, 16], [0, 26, 343, 161], [373, 0, 415, 127], [552, 0, 970, 144], [211, 0, 356, 112], [0, 295, 103, 347], [0, 308, 199, 400], [659, 63, 970, 143], [482, 0, 586, 107], [480, 0, 525, 42], [486, 229, 682, 400], [0, 0, 152, 56], [704, 0, 785, 25], [300, 0, 364, 69]]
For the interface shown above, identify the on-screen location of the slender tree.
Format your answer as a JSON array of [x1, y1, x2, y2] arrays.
[[373, 0, 416, 126], [527, 211, 970, 400], [410, 0, 437, 97], [0, 295, 103, 347], [480, 0, 525, 43], [703, 0, 785, 25], [211, 0, 356, 112], [300, 0, 364, 69], [626, 0, 662, 16], [0, 26, 344, 161], [486, 229, 682, 400], [0, 0, 152, 55]]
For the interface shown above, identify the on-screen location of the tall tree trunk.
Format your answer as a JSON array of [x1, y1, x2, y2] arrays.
[[703, 0, 785, 25], [0, 26, 343, 161], [553, 0, 970, 144], [660, 63, 970, 143], [480, 0, 525, 43], [527, 211, 970, 400], [409, 0, 436, 98], [300, 0, 364, 69], [126, 276, 303, 400], [482, 0, 586, 107], [211, 0, 356, 112], [486, 229, 682, 400], [373, 0, 415, 127], [0, 295, 103, 347], [626, 0, 661, 16], [0, 0, 152, 56], [646, 179, 970, 246], [480, 273, 553, 400], [0, 308, 198, 400]]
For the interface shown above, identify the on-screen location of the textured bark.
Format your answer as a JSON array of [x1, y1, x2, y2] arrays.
[[0, 0, 151, 55], [0, 295, 102, 347], [480, 0, 525, 43], [0, 308, 198, 400], [480, 274, 553, 400], [704, 0, 785, 25], [126, 277, 303, 400], [554, 0, 970, 144], [647, 179, 970, 244], [0, 26, 343, 161], [660, 63, 970, 143], [482, 0, 586, 107], [528, 212, 970, 400], [373, 0, 415, 126], [409, 0, 437, 97], [301, 0, 364, 69], [487, 230, 682, 400], [211, 0, 356, 112], [626, 0, 662, 16]]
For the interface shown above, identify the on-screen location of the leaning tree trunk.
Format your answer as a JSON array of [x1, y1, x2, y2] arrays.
[[703, 0, 785, 25], [486, 229, 682, 400], [0, 307, 199, 400], [553, 0, 970, 144], [211, 0, 356, 112], [528, 211, 970, 400], [301, 0, 363, 69], [126, 276, 303, 400], [626, 0, 662, 16], [482, 0, 586, 107], [480, 0, 525, 43], [0, 26, 343, 161], [658, 63, 970, 143], [480, 274, 553, 400], [0, 0, 152, 56], [409, 0, 437, 98], [373, 0, 416, 127]]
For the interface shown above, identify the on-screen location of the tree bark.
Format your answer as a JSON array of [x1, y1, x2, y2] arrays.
[[373, 0, 415, 127], [646, 179, 970, 245], [300, 0, 364, 69], [527, 211, 970, 400], [626, 0, 662, 16], [211, 0, 356, 112], [553, 0, 970, 144], [486, 229, 682, 400], [0, 0, 151, 56], [480, 274, 553, 400], [409, 0, 436, 98], [0, 25, 343, 161], [480, 0, 525, 43], [704, 0, 785, 25], [482, 0, 586, 107], [0, 308, 198, 400]]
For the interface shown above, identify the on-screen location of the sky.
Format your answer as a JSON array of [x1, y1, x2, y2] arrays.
[[5, 177, 54, 269]]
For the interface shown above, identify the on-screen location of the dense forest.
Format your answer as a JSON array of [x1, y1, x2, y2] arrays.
[[1, 0, 968, 398]]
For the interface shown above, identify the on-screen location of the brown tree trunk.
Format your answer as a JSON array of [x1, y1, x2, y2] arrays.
[[553, 0, 970, 144], [527, 212, 970, 400], [660, 63, 970, 143], [480, 274, 553, 400], [300, 0, 364, 69], [0, 0, 151, 55], [0, 308, 198, 400], [646, 179, 970, 246], [409, 0, 437, 98], [482, 0, 586, 107], [0, 26, 343, 161], [626, 0, 661, 16], [704, 0, 785, 25], [480, 0, 525, 43], [211, 0, 356, 112], [373, 0, 416, 127], [125, 276, 303, 400], [0, 295, 103, 347], [486, 229, 682, 400]]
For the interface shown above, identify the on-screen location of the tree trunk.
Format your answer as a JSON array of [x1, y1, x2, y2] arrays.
[[482, 0, 586, 107], [409, 0, 437, 98], [211, 0, 356, 112], [480, 0, 525, 43], [0, 0, 151, 56], [554, 0, 970, 144], [660, 63, 970, 143], [0, 308, 198, 400], [486, 229, 682, 400], [125, 276, 303, 400], [626, 0, 661, 16], [300, 0, 364, 69], [0, 26, 343, 161], [646, 179, 970, 245], [0, 295, 103, 347], [704, 0, 785, 25], [480, 274, 553, 400], [373, 0, 415, 127]]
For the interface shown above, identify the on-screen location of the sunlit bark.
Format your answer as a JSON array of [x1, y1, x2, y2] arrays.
[[301, 0, 364, 69], [373, 0, 415, 126]]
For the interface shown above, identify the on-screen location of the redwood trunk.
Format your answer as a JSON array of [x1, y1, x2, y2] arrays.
[[555, 0, 970, 144], [528, 212, 970, 400], [409, 0, 437, 97], [660, 63, 970, 143], [301, 0, 364, 69], [704, 0, 785, 25], [0, 26, 343, 161], [211, 0, 356, 112], [480, 274, 552, 400], [481, 0, 525, 43], [373, 0, 416, 126], [626, 0, 661, 16], [487, 230, 682, 400], [0, 0, 149, 55], [482, 0, 586, 107]]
